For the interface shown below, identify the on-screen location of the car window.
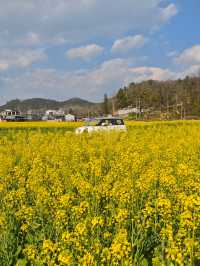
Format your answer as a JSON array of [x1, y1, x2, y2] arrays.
[[111, 119, 124, 125], [97, 119, 124, 126], [96, 120, 102, 126], [116, 119, 124, 125], [97, 119, 107, 126], [105, 120, 112, 126]]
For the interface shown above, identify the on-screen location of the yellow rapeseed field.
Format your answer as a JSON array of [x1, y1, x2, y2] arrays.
[[0, 121, 200, 265]]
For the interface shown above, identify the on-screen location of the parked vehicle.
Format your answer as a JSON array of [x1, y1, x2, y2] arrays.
[[75, 117, 127, 134]]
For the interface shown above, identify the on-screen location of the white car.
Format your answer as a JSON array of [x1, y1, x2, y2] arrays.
[[75, 117, 127, 134]]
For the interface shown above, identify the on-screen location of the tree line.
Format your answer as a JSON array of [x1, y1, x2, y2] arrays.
[[103, 76, 200, 119]]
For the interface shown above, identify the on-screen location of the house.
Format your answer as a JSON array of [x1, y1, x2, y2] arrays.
[[116, 107, 142, 117], [65, 114, 75, 122], [45, 109, 65, 116], [43, 109, 66, 121], [42, 115, 64, 121], [1, 109, 21, 119]]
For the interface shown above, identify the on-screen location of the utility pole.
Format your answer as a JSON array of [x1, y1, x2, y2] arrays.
[[136, 98, 138, 120], [180, 102, 183, 120], [166, 94, 169, 120], [112, 98, 115, 116], [135, 97, 141, 120], [138, 97, 141, 120], [176, 93, 178, 114], [87, 108, 90, 119]]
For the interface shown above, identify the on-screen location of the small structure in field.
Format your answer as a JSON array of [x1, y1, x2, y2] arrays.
[[115, 107, 142, 117], [45, 109, 65, 116], [65, 114, 75, 122], [0, 109, 21, 119]]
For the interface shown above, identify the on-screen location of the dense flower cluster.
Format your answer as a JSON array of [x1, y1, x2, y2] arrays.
[[0, 121, 200, 265], [0, 121, 82, 129]]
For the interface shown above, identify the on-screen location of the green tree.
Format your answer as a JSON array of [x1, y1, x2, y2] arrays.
[[116, 88, 128, 109]]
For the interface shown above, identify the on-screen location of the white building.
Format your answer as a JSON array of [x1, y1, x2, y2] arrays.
[[1, 109, 21, 118], [45, 109, 65, 116], [65, 114, 75, 121], [116, 107, 141, 116]]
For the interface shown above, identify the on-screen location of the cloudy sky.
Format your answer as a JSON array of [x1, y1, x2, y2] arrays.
[[0, 0, 199, 104]]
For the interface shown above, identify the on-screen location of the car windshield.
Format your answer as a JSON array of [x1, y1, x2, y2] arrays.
[[96, 119, 111, 126], [85, 118, 124, 126], [96, 119, 124, 126]]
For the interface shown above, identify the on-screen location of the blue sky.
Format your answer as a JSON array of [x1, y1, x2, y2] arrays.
[[0, 0, 199, 104]]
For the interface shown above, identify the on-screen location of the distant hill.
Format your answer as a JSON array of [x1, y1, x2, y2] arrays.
[[0, 97, 101, 116]]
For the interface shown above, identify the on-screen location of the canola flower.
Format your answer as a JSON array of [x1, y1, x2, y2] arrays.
[[0, 121, 200, 265]]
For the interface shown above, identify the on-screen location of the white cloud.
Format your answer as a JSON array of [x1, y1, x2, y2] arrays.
[[176, 45, 200, 65], [167, 50, 177, 57], [0, 1, 186, 105], [1, 58, 178, 101], [129, 67, 176, 82], [159, 4, 178, 23], [22, 32, 41, 46], [111, 35, 147, 53], [0, 49, 47, 71], [17, 32, 68, 47], [2, 55, 200, 102], [66, 44, 104, 60], [0, 31, 68, 48], [178, 65, 200, 78], [0, 1, 178, 46]]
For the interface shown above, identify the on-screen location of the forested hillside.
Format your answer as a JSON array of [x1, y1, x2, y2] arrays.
[[112, 76, 200, 118]]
